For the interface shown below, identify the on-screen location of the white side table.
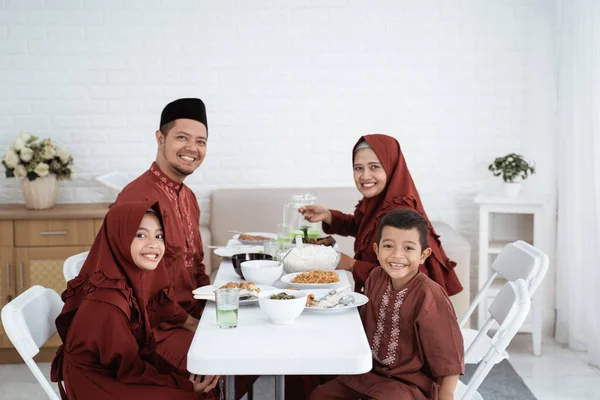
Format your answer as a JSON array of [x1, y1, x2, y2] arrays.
[[474, 193, 550, 356]]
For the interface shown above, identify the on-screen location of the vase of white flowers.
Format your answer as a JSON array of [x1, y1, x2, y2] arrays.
[[2, 131, 73, 210]]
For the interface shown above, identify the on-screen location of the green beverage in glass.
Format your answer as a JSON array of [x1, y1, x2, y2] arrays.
[[216, 306, 238, 328], [307, 228, 320, 239], [215, 288, 239, 328]]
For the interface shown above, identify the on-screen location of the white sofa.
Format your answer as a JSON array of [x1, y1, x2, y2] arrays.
[[203, 187, 470, 322]]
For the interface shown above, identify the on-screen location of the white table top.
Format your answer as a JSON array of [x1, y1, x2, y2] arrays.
[[187, 260, 373, 375]]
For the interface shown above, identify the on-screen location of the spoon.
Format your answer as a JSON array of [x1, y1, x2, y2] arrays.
[[327, 295, 356, 308], [278, 248, 293, 263], [228, 230, 243, 234]]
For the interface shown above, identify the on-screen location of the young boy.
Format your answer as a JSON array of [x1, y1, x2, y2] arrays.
[[311, 209, 464, 400]]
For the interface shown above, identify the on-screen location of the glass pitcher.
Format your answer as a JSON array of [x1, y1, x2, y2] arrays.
[[282, 193, 320, 241]]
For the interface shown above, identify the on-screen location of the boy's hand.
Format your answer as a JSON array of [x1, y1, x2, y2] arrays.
[[439, 375, 459, 400], [336, 253, 356, 271]]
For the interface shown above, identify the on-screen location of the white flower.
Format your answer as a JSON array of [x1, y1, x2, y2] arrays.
[[57, 146, 70, 164], [13, 165, 27, 179], [19, 131, 32, 142], [19, 147, 33, 162], [42, 145, 56, 160], [3, 150, 20, 169], [13, 137, 25, 151], [34, 162, 49, 177]]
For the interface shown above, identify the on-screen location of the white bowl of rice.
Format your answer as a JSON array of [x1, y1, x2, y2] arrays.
[[280, 245, 341, 274]]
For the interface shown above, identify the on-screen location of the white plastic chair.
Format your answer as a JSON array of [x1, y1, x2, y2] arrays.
[[63, 251, 89, 282], [455, 279, 531, 400], [1, 285, 63, 400], [459, 241, 543, 364]]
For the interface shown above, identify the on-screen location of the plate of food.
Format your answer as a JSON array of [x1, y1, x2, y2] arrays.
[[233, 232, 277, 245], [213, 245, 264, 258], [304, 288, 369, 312], [280, 270, 343, 289], [192, 282, 276, 305]]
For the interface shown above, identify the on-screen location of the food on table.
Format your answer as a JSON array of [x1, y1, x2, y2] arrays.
[[283, 245, 340, 273], [269, 292, 296, 300], [305, 292, 347, 308], [306, 294, 317, 307], [238, 233, 274, 241], [291, 270, 339, 284], [219, 281, 261, 296], [305, 236, 336, 246]]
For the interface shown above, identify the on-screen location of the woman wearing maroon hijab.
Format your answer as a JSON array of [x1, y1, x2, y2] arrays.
[[50, 201, 219, 399], [301, 134, 462, 295]]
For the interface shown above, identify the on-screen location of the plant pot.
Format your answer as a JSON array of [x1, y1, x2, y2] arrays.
[[503, 182, 522, 198], [21, 174, 58, 210]]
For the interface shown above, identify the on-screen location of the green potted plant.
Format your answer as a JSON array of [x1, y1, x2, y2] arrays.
[[2, 131, 73, 210], [488, 153, 535, 197]]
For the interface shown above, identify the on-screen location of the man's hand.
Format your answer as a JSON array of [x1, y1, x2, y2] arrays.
[[189, 374, 220, 394], [183, 315, 199, 332]]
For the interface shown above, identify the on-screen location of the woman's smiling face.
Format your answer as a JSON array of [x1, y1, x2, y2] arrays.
[[353, 147, 387, 198]]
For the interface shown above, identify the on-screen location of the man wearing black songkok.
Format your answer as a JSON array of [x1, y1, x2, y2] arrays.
[[114, 98, 220, 388]]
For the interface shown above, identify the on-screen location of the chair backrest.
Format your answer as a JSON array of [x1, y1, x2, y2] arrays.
[[512, 240, 549, 295], [63, 251, 89, 282], [459, 241, 539, 327], [1, 285, 63, 400], [491, 242, 539, 284], [460, 279, 531, 399]]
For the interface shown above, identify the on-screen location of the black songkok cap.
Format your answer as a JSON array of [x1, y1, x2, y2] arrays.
[[159, 98, 207, 130]]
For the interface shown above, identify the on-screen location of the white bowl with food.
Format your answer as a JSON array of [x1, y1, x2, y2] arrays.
[[280, 245, 341, 274], [240, 260, 284, 286], [258, 289, 307, 324]]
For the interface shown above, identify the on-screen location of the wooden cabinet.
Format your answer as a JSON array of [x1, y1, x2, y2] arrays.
[[0, 204, 110, 360]]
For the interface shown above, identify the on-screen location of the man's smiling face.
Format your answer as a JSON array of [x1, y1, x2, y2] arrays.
[[156, 118, 207, 181]]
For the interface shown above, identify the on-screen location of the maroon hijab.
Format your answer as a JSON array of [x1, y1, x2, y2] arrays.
[[53, 201, 176, 362], [354, 134, 462, 295]]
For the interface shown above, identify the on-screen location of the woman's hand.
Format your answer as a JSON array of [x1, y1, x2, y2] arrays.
[[299, 205, 332, 225], [336, 253, 356, 271], [190, 374, 220, 394]]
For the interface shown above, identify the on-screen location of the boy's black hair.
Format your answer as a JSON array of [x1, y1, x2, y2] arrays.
[[376, 209, 429, 250]]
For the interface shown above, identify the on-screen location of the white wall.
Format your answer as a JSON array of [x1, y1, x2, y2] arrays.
[[0, 0, 557, 331]]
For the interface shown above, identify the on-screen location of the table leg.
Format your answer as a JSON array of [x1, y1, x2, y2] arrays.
[[275, 375, 285, 400], [226, 375, 235, 400]]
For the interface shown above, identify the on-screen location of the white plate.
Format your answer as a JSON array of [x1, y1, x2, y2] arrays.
[[192, 284, 277, 305], [280, 271, 344, 289], [213, 245, 264, 258], [303, 289, 369, 312], [233, 232, 277, 245]]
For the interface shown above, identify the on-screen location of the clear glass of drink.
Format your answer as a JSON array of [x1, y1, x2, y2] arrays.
[[277, 223, 291, 245], [215, 288, 239, 329], [263, 240, 280, 258]]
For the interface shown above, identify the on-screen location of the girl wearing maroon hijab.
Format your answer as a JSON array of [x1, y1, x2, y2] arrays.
[[301, 134, 462, 295], [50, 201, 219, 399]]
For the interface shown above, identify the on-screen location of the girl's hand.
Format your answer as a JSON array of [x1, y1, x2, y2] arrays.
[[299, 205, 332, 225], [190, 374, 220, 393]]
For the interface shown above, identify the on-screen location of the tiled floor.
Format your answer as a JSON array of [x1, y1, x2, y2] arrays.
[[1, 334, 600, 399]]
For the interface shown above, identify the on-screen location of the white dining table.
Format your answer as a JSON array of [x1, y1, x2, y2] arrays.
[[187, 259, 373, 400]]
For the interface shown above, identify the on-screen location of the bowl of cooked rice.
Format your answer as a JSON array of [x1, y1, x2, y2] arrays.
[[280, 245, 340, 274]]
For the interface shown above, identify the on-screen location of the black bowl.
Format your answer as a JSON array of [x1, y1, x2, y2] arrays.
[[231, 253, 273, 279]]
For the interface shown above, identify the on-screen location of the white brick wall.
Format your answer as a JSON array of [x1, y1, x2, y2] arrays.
[[0, 1, 557, 329]]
